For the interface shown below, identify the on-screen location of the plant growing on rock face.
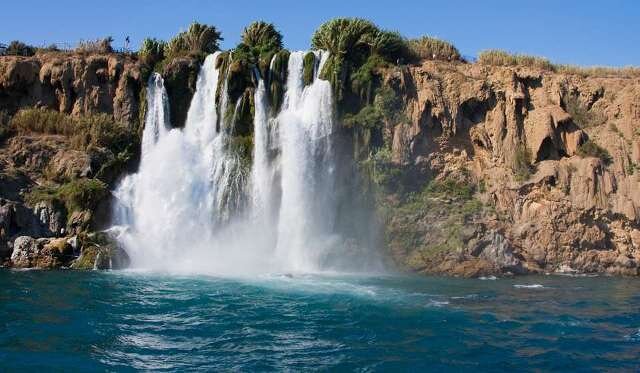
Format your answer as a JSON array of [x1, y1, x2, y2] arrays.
[[302, 52, 316, 86], [562, 95, 605, 128], [513, 144, 533, 181], [577, 139, 612, 165], [165, 22, 223, 60], [26, 178, 109, 221]]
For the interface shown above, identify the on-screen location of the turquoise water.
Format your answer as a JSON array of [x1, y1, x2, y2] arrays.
[[1, 270, 639, 371]]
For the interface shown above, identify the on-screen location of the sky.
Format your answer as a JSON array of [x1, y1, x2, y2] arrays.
[[2, 0, 639, 66]]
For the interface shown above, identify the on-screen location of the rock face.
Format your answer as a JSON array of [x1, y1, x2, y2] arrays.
[[379, 61, 640, 276], [0, 53, 142, 125], [161, 57, 200, 128], [71, 244, 130, 270]]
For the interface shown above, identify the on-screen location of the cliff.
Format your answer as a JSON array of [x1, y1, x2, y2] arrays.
[[1, 49, 639, 277], [378, 61, 640, 276]]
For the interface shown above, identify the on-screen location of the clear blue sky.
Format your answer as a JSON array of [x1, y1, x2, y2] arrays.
[[3, 0, 639, 66]]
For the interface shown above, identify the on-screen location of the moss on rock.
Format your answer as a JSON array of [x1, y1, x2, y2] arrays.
[[303, 52, 316, 86]]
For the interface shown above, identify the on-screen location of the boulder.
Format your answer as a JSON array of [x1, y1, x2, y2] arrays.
[[71, 245, 130, 270], [470, 230, 526, 274], [10, 236, 72, 269]]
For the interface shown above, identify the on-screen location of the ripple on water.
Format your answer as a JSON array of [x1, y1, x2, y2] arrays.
[[1, 271, 640, 370]]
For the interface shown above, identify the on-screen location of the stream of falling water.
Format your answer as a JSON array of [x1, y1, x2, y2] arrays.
[[113, 51, 369, 275]]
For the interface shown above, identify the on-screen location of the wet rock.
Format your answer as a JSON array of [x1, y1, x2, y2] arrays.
[[470, 230, 525, 274], [71, 245, 130, 270]]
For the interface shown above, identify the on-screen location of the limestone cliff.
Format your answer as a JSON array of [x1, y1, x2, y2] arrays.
[[378, 61, 640, 276]]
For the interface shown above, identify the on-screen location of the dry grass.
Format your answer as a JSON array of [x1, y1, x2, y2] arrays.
[[555, 65, 640, 78], [478, 49, 640, 78], [10, 108, 136, 153], [478, 50, 554, 70], [75, 37, 113, 54], [407, 36, 461, 62]]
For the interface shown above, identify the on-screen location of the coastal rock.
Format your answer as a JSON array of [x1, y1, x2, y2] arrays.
[[10, 236, 72, 269], [72, 244, 130, 270], [470, 230, 525, 274], [381, 60, 640, 276]]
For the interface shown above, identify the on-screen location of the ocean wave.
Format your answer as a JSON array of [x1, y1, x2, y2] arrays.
[[513, 284, 545, 289]]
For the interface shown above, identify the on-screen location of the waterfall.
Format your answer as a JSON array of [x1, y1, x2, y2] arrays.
[[140, 73, 170, 158], [274, 51, 337, 272], [112, 50, 373, 275], [113, 52, 240, 272]]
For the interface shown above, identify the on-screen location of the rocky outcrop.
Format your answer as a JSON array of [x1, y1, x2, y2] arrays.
[[379, 61, 640, 277], [10, 236, 73, 269], [71, 244, 130, 270], [0, 53, 142, 125], [161, 57, 200, 128]]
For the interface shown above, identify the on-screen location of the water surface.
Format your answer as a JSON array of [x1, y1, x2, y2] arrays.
[[1, 271, 639, 371]]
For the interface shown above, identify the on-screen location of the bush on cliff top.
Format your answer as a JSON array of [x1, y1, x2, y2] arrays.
[[407, 36, 461, 62], [240, 21, 283, 57], [164, 22, 223, 60], [75, 37, 114, 54], [4, 40, 36, 57], [139, 38, 166, 66], [312, 18, 409, 111]]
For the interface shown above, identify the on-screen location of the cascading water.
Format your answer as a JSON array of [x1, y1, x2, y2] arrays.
[[274, 51, 338, 271], [113, 50, 377, 275], [113, 52, 249, 273], [140, 73, 170, 158]]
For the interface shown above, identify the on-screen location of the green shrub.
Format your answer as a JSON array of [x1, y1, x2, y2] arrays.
[[311, 18, 379, 61], [303, 52, 316, 86], [240, 21, 283, 56], [10, 108, 74, 135], [423, 179, 474, 201], [11, 108, 137, 155], [513, 144, 533, 181], [563, 95, 605, 128], [76, 37, 114, 54], [165, 22, 222, 60], [344, 105, 383, 129], [577, 140, 612, 165], [312, 18, 409, 111], [350, 55, 387, 103], [407, 36, 461, 61], [139, 38, 166, 66], [26, 178, 108, 215], [343, 86, 404, 129], [268, 50, 290, 113], [5, 40, 35, 56]]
